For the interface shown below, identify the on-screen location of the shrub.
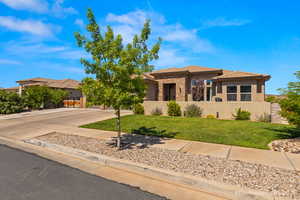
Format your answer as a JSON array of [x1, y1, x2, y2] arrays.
[[206, 114, 216, 119], [0, 90, 24, 114], [133, 104, 144, 115], [22, 86, 50, 110], [258, 113, 271, 123], [48, 89, 69, 108], [233, 108, 251, 120], [184, 104, 202, 117], [265, 96, 278, 103], [279, 93, 300, 128], [22, 86, 68, 109], [167, 101, 181, 116], [151, 107, 163, 116], [278, 70, 300, 128]]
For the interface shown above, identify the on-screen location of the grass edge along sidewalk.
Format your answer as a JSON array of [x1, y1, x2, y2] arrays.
[[81, 115, 299, 150]]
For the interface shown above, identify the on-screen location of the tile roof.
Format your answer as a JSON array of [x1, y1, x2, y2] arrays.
[[143, 73, 156, 81], [150, 65, 222, 74], [214, 70, 270, 80], [148, 65, 270, 80], [17, 78, 80, 89], [3, 86, 19, 91]]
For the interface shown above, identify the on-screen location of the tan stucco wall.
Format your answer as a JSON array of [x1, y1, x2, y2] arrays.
[[149, 73, 267, 102], [214, 79, 265, 102], [154, 74, 187, 101], [143, 101, 271, 121], [145, 81, 158, 101]]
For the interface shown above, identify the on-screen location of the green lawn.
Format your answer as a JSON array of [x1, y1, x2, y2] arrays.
[[81, 115, 300, 149]]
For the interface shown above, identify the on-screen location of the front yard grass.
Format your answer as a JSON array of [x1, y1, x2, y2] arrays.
[[81, 115, 300, 149]]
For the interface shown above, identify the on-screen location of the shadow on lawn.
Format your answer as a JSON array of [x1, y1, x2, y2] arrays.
[[132, 126, 178, 138], [110, 126, 178, 150], [264, 126, 300, 139]]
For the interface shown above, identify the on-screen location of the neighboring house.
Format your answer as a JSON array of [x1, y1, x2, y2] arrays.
[[5, 77, 82, 100], [143, 65, 270, 102]]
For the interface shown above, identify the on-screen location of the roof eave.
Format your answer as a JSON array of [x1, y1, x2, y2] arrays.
[[214, 75, 271, 81], [150, 70, 189, 76]]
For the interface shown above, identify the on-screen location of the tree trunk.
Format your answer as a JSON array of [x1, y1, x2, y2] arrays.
[[116, 108, 121, 149]]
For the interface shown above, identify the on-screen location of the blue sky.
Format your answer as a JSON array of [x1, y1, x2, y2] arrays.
[[0, 0, 299, 94]]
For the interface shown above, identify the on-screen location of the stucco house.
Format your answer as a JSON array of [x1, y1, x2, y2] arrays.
[[143, 65, 270, 102], [5, 77, 82, 100]]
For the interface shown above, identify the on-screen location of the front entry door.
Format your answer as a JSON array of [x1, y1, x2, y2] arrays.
[[164, 83, 176, 101]]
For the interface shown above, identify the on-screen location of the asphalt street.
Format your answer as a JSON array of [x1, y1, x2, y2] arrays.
[[0, 144, 167, 200]]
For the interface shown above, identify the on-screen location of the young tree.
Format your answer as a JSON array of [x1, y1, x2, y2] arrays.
[[75, 9, 161, 148], [279, 71, 300, 128], [22, 86, 50, 110], [49, 89, 69, 108]]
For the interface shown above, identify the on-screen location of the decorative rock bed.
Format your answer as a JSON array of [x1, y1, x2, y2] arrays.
[[37, 133, 300, 199], [269, 137, 300, 154]]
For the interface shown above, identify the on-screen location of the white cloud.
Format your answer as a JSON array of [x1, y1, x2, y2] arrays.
[[74, 19, 84, 29], [4, 41, 88, 61], [58, 49, 89, 60], [0, 0, 48, 13], [162, 24, 215, 53], [0, 59, 21, 65], [0, 16, 58, 37], [107, 10, 150, 24], [104, 10, 214, 53], [202, 17, 251, 28], [51, 0, 78, 17], [163, 25, 197, 41], [153, 48, 188, 68], [0, 0, 77, 17], [7, 43, 67, 54]]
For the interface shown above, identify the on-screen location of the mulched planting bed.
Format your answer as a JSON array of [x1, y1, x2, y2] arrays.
[[37, 133, 300, 199]]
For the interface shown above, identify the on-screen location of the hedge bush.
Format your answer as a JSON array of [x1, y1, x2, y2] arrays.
[[206, 114, 216, 119], [22, 86, 68, 110], [233, 108, 251, 120], [133, 104, 144, 115], [279, 93, 300, 127], [167, 101, 181, 116], [0, 90, 24, 114], [258, 113, 271, 123], [151, 107, 163, 116], [184, 104, 202, 117], [48, 89, 69, 108]]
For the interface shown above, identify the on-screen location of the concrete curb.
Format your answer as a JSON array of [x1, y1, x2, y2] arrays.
[[24, 138, 290, 200]]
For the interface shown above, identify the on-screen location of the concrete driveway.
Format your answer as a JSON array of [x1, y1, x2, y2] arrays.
[[0, 108, 131, 140]]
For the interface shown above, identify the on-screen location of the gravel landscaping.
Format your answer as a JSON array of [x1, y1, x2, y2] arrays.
[[37, 133, 300, 199], [269, 137, 300, 154]]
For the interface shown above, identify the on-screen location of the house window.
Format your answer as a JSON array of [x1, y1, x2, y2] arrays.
[[217, 82, 222, 93], [240, 85, 252, 101], [206, 80, 212, 86], [257, 81, 263, 93], [227, 85, 237, 101]]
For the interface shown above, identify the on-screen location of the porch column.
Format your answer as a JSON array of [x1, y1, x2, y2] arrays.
[[158, 82, 163, 101], [18, 85, 22, 96], [204, 85, 207, 102]]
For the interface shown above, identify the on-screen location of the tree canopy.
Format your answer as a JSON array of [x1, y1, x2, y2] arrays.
[[75, 8, 161, 148], [279, 70, 300, 128]]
